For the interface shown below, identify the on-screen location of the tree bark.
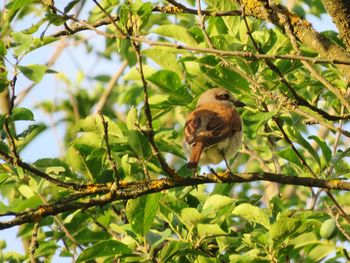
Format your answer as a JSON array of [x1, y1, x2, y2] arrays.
[[322, 0, 350, 52], [238, 0, 350, 79]]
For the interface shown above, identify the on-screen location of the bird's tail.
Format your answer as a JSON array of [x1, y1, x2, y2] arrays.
[[188, 142, 204, 169]]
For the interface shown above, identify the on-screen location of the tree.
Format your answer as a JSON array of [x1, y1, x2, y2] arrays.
[[0, 0, 350, 261]]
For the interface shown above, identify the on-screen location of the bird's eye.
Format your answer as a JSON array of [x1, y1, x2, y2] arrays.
[[216, 93, 230, 101]]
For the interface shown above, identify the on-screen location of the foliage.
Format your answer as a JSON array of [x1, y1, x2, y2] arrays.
[[0, 0, 350, 262]]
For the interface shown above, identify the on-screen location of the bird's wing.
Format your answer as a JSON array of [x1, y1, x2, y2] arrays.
[[185, 103, 242, 147]]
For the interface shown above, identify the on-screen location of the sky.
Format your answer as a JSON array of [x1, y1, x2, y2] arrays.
[[0, 1, 341, 262]]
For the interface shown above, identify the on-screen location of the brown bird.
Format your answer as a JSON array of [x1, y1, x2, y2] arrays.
[[184, 88, 244, 169]]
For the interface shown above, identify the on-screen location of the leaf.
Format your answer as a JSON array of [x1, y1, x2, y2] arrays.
[[232, 203, 270, 229], [198, 56, 249, 93], [202, 194, 235, 217], [126, 192, 161, 236], [137, 2, 153, 29], [309, 135, 332, 165], [123, 65, 156, 81], [147, 70, 181, 92], [18, 64, 47, 83], [159, 241, 192, 262], [127, 130, 151, 159], [17, 124, 46, 138], [18, 185, 34, 198], [126, 107, 138, 130], [197, 224, 227, 238], [286, 127, 320, 166], [142, 47, 183, 74], [149, 228, 172, 255], [74, 229, 111, 244], [181, 207, 202, 227], [11, 107, 34, 121], [269, 218, 301, 247], [275, 147, 302, 167], [308, 244, 335, 262], [16, 196, 42, 212], [76, 240, 131, 262], [64, 0, 80, 13], [152, 25, 197, 45], [242, 110, 277, 139]]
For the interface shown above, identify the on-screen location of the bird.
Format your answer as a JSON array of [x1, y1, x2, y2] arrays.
[[184, 88, 244, 169]]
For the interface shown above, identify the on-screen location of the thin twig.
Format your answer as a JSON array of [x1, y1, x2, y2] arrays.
[[29, 221, 40, 263], [39, 194, 83, 251], [325, 189, 350, 225], [93, 59, 128, 114], [99, 113, 120, 186], [325, 203, 350, 242], [0, 150, 85, 189], [15, 38, 68, 106]]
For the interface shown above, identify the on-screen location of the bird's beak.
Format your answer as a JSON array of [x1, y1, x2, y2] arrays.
[[234, 100, 246, 107]]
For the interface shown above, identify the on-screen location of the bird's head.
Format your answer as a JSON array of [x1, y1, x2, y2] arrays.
[[197, 88, 245, 108]]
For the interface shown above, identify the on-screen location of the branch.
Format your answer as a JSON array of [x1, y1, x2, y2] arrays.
[[99, 113, 120, 185], [1, 172, 350, 229], [322, 0, 350, 52], [92, 59, 128, 114], [29, 221, 40, 263], [236, 0, 350, 80], [0, 150, 86, 190]]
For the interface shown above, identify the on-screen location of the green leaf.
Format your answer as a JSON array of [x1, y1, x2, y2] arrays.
[[17, 124, 46, 138], [286, 127, 320, 166], [147, 70, 181, 92], [181, 207, 202, 227], [126, 192, 161, 236], [275, 147, 302, 167], [270, 218, 301, 247], [123, 65, 156, 81], [127, 130, 151, 159], [152, 25, 197, 45], [232, 203, 270, 229], [11, 32, 33, 57], [18, 185, 34, 198], [137, 2, 153, 29], [64, 0, 80, 13], [149, 228, 172, 255], [18, 64, 48, 83], [201, 194, 235, 217], [308, 244, 335, 262], [198, 56, 249, 93], [0, 40, 6, 57], [126, 107, 138, 130], [11, 107, 34, 121], [197, 223, 227, 238], [16, 196, 42, 212], [241, 110, 277, 139], [309, 135, 332, 165], [159, 241, 192, 262], [142, 47, 183, 74], [76, 240, 132, 262], [74, 229, 111, 244]]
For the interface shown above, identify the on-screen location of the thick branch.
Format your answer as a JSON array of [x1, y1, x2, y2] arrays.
[[322, 0, 350, 52], [1, 172, 350, 230], [238, 0, 350, 79]]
